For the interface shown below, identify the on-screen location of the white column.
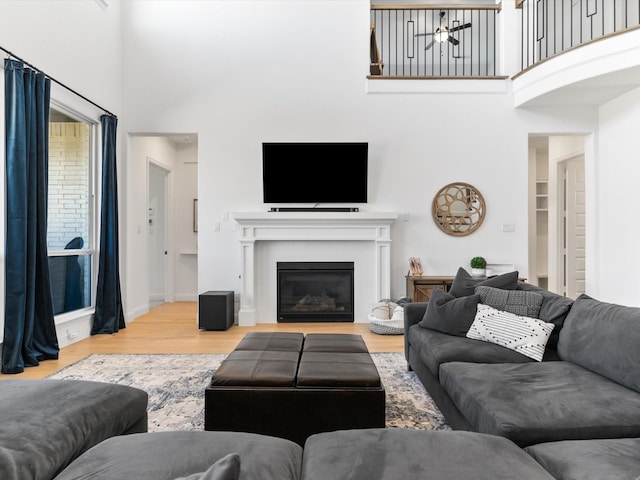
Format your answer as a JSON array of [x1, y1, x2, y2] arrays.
[[238, 233, 257, 326]]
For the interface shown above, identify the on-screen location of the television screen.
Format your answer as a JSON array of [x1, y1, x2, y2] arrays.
[[262, 142, 368, 204]]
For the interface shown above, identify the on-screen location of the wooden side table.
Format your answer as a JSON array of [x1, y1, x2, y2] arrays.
[[405, 274, 527, 302], [405, 275, 454, 303]]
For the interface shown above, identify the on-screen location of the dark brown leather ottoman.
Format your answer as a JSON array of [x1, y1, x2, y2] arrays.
[[204, 333, 385, 446], [233, 331, 304, 352], [302, 333, 369, 353]]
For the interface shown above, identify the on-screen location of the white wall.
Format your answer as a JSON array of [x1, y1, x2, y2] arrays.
[[597, 86, 640, 306], [3, 1, 637, 344], [118, 0, 597, 318]]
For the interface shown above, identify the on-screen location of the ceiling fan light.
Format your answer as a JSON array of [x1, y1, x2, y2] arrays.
[[435, 28, 449, 43]]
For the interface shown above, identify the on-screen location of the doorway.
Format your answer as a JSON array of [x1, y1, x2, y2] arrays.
[[130, 134, 198, 315], [528, 135, 586, 298], [148, 161, 171, 308]]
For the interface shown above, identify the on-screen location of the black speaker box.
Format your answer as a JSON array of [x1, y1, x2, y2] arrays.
[[199, 291, 234, 331]]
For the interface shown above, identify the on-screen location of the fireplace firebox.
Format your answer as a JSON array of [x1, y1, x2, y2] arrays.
[[277, 262, 354, 322]]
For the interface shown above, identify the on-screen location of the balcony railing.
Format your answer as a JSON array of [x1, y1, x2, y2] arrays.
[[519, 0, 640, 71], [370, 5, 501, 78]]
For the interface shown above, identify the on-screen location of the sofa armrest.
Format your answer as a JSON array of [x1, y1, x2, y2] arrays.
[[404, 302, 428, 363]]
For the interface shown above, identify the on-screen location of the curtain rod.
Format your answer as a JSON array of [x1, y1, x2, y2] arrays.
[[1, 45, 117, 118]]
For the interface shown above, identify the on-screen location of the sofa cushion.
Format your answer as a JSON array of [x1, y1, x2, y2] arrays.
[[475, 286, 543, 318], [418, 288, 480, 336], [466, 304, 554, 361], [449, 267, 519, 298], [439, 361, 640, 447], [525, 438, 640, 480], [558, 294, 640, 393], [516, 282, 574, 349], [54, 431, 303, 480], [301, 428, 555, 480], [0, 379, 148, 480], [407, 325, 538, 380], [173, 453, 240, 480]]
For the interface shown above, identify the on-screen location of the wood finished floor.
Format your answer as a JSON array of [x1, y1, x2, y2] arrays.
[[0, 301, 404, 380]]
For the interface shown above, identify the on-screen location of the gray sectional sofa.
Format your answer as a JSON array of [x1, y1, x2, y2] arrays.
[[404, 269, 640, 479], [0, 379, 148, 480], [2, 377, 560, 480], [54, 429, 558, 480], [5, 275, 639, 480]]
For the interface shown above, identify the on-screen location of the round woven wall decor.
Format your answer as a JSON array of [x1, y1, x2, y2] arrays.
[[432, 182, 485, 237]]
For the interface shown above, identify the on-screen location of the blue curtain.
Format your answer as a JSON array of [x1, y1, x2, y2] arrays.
[[3, 59, 59, 374], [92, 114, 125, 334]]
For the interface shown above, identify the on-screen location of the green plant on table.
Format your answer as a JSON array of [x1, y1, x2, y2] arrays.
[[470, 256, 487, 269]]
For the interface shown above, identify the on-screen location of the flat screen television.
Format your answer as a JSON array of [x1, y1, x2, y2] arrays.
[[262, 142, 368, 204]]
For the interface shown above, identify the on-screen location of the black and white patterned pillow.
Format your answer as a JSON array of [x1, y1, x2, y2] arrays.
[[466, 304, 554, 361], [475, 286, 543, 318]]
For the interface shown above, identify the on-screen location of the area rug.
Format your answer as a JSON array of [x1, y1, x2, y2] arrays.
[[47, 352, 449, 433]]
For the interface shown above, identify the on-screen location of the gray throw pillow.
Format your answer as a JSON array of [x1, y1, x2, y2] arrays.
[[173, 453, 241, 480], [448, 267, 519, 298], [516, 282, 574, 350], [516, 281, 573, 325], [419, 288, 481, 336], [475, 286, 543, 318]]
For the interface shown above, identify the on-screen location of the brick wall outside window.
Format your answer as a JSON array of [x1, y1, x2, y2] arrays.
[[48, 122, 89, 250], [48, 121, 92, 314]]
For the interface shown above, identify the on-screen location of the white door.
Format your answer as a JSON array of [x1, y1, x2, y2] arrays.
[[148, 162, 169, 307], [562, 156, 586, 299]]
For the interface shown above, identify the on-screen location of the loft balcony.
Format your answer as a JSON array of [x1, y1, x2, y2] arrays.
[[369, 4, 502, 78], [369, 2, 640, 107]]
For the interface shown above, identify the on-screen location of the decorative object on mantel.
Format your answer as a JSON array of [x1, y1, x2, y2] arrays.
[[408, 256, 423, 275], [470, 256, 487, 277], [432, 182, 485, 236]]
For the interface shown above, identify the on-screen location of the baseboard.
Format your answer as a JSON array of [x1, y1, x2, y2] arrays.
[[175, 293, 198, 302], [127, 304, 149, 323]]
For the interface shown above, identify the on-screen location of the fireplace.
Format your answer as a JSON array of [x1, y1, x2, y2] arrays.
[[277, 262, 354, 322], [233, 211, 396, 325]]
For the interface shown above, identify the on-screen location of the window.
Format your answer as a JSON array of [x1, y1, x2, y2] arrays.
[[47, 107, 96, 316]]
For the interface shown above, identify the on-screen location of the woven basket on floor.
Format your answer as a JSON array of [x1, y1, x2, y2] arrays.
[[368, 315, 404, 335]]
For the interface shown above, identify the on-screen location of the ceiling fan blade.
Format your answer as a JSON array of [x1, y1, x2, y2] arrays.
[[424, 40, 435, 50], [414, 33, 435, 37], [449, 22, 472, 32], [448, 36, 460, 46]]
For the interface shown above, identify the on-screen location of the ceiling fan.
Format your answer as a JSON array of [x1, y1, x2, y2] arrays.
[[414, 11, 472, 50]]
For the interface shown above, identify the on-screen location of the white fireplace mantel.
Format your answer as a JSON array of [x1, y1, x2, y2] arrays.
[[233, 211, 397, 326]]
